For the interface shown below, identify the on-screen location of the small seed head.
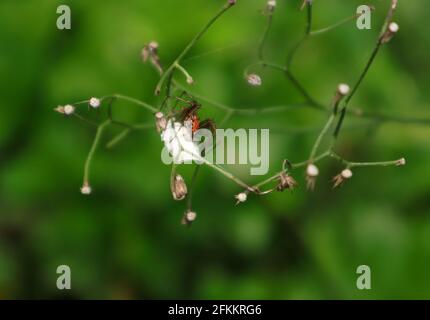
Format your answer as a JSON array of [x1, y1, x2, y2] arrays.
[[155, 112, 167, 132], [228, 0, 237, 6], [54, 106, 65, 114], [382, 22, 399, 44], [389, 22, 399, 33], [148, 41, 159, 50], [142, 41, 163, 74], [333, 168, 353, 188], [306, 164, 319, 177], [80, 182, 92, 195], [247, 74, 262, 87], [341, 168, 353, 179], [277, 173, 298, 192], [306, 164, 319, 190], [267, 0, 276, 11], [89, 97, 101, 108], [186, 76, 194, 85], [64, 104, 75, 116], [235, 192, 247, 204], [186, 211, 197, 222], [396, 158, 406, 166], [171, 174, 188, 201], [181, 210, 197, 226], [337, 83, 350, 96]]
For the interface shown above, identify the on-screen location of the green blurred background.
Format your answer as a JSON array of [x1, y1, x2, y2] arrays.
[[0, 0, 429, 299]]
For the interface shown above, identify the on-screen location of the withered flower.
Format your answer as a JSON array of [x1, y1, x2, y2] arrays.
[[181, 210, 197, 226], [396, 158, 406, 166], [247, 74, 262, 87], [277, 172, 298, 192], [332, 168, 353, 189], [141, 41, 163, 74], [306, 163, 319, 191], [171, 174, 188, 201], [235, 192, 248, 205], [89, 97, 101, 109], [80, 182, 92, 195], [55, 104, 75, 116], [155, 112, 167, 133], [266, 0, 276, 13], [381, 22, 399, 44]]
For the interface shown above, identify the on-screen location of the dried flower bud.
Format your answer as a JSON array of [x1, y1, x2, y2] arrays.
[[277, 173, 298, 192], [396, 158, 406, 166], [186, 76, 194, 85], [267, 0, 276, 12], [228, 0, 237, 6], [306, 163, 319, 190], [389, 22, 399, 33], [181, 210, 197, 225], [381, 22, 399, 44], [80, 182, 92, 195], [54, 106, 65, 114], [337, 83, 350, 97], [155, 112, 167, 133], [89, 97, 101, 108], [333, 84, 350, 112], [341, 168, 353, 179], [306, 164, 319, 177], [141, 41, 163, 74], [332, 168, 353, 188], [247, 74, 262, 87], [186, 211, 197, 221], [64, 104, 75, 116], [171, 174, 188, 201], [55, 105, 75, 115], [235, 192, 247, 204]]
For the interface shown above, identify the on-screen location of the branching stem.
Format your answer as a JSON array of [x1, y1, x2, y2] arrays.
[[155, 1, 235, 95], [83, 120, 111, 186]]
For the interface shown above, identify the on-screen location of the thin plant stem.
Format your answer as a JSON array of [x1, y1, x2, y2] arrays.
[[155, 1, 235, 95], [175, 63, 194, 84], [72, 112, 98, 127], [106, 123, 154, 149], [187, 165, 201, 210], [174, 81, 309, 115], [310, 11, 366, 36], [285, 70, 325, 110], [252, 151, 331, 190], [106, 128, 131, 149], [199, 157, 256, 192], [245, 61, 326, 110], [286, 1, 312, 69], [83, 120, 111, 185], [309, 114, 336, 162], [334, 0, 398, 139], [259, 12, 274, 61], [329, 151, 403, 168], [106, 94, 157, 113], [177, 77, 430, 126]]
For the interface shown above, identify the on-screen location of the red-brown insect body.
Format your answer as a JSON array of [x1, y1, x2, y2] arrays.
[[178, 101, 201, 133], [176, 97, 216, 134], [190, 114, 200, 133]]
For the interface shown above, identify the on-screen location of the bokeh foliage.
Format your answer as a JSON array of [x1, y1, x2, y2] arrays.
[[0, 0, 429, 299]]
